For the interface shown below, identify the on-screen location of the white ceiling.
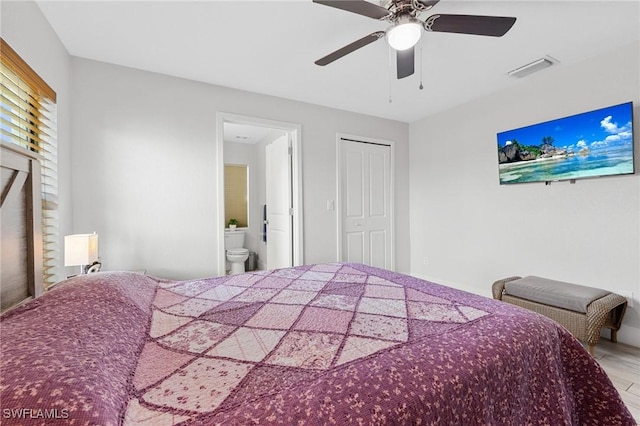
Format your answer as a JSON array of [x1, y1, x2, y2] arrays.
[[36, 0, 640, 123], [223, 121, 285, 144]]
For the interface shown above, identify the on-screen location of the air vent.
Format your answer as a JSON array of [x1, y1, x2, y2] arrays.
[[508, 57, 555, 78]]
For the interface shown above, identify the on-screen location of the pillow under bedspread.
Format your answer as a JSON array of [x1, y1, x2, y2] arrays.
[[0, 272, 157, 425]]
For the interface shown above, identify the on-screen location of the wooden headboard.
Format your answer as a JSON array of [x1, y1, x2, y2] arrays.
[[1, 142, 43, 312]]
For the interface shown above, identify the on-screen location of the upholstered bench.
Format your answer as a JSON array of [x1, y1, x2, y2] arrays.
[[492, 276, 628, 355]]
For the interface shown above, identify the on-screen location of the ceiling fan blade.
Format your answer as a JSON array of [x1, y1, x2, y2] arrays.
[[424, 14, 517, 37], [313, 0, 391, 20], [397, 47, 415, 79], [315, 31, 385, 66], [416, 0, 440, 9]]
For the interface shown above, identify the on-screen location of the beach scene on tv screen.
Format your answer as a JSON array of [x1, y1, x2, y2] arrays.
[[497, 102, 634, 184]]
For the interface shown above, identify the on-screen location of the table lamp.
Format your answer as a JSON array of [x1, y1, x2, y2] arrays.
[[64, 233, 99, 274]]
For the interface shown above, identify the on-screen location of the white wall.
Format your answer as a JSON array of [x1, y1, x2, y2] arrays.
[[409, 41, 640, 347], [4, 0, 638, 346], [70, 58, 410, 279], [1, 1, 72, 283]]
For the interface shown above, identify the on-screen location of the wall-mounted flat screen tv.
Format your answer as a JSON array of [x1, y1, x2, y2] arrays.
[[497, 102, 634, 184]]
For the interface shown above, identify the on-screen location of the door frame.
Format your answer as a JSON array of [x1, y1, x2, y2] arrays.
[[336, 133, 395, 270], [216, 113, 303, 275]]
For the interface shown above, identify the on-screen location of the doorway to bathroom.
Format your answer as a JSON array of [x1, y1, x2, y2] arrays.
[[216, 113, 303, 275]]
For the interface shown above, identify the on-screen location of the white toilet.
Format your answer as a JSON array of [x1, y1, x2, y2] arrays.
[[225, 230, 249, 275]]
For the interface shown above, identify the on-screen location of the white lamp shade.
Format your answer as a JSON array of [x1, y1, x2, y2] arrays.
[[64, 233, 99, 266], [387, 20, 422, 51]]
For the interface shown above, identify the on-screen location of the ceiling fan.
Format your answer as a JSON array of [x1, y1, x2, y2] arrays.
[[314, 0, 517, 79]]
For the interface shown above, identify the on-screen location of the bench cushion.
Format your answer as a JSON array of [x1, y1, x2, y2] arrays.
[[504, 276, 610, 313]]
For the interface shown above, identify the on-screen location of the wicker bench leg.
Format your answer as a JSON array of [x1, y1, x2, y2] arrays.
[[588, 344, 595, 356], [611, 329, 618, 343]]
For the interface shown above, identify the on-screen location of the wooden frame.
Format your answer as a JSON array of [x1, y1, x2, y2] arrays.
[[1, 38, 56, 102], [1, 142, 43, 312]]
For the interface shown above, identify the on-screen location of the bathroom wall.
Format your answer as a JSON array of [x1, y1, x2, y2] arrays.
[[223, 129, 285, 270], [224, 140, 260, 256]]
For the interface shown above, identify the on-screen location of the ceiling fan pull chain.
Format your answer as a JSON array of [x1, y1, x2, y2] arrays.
[[388, 44, 393, 103], [419, 37, 424, 90]]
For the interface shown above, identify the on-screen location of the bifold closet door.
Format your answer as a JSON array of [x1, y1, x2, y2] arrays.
[[339, 139, 392, 269]]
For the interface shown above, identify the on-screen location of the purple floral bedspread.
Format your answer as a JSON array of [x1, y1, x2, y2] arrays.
[[0, 263, 634, 425]]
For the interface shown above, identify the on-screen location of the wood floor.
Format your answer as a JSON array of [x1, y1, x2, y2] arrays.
[[591, 339, 640, 423]]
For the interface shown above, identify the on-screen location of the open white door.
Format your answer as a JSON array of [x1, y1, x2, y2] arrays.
[[338, 137, 393, 269], [266, 134, 293, 269]]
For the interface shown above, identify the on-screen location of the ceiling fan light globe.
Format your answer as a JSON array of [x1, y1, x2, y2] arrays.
[[387, 21, 422, 51]]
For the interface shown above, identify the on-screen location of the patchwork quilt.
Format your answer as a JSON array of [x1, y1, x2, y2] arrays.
[[0, 263, 634, 425]]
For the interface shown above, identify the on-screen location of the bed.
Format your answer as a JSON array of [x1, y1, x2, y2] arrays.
[[0, 263, 634, 425]]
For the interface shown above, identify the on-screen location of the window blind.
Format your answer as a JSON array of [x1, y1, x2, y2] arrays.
[[1, 38, 59, 288]]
